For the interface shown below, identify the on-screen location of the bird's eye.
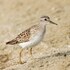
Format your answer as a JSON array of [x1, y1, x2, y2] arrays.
[[44, 19, 47, 21]]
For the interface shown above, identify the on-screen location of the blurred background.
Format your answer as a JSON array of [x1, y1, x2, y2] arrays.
[[0, 0, 70, 70]]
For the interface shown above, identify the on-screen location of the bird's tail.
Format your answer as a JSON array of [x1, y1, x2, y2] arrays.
[[6, 39, 18, 45]]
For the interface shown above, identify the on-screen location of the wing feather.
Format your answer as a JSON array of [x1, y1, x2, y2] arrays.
[[6, 28, 30, 45], [6, 25, 38, 45]]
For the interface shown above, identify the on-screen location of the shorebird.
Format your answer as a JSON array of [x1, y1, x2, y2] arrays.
[[6, 16, 57, 64]]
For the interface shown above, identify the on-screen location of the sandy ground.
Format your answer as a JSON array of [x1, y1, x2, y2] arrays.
[[0, 0, 70, 70]]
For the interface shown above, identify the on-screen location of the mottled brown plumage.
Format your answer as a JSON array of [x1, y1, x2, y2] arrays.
[[6, 28, 31, 45], [6, 25, 39, 45]]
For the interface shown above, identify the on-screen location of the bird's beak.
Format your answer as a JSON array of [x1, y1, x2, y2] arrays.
[[48, 20, 57, 25]]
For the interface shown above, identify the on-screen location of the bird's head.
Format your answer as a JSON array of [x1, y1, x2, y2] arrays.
[[40, 16, 57, 25]]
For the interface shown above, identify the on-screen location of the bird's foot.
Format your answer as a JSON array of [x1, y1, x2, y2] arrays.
[[18, 61, 26, 64]]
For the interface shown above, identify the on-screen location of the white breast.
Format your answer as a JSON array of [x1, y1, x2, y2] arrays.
[[19, 28, 46, 49]]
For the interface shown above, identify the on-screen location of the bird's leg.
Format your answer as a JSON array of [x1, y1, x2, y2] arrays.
[[29, 48, 32, 56], [19, 48, 26, 64]]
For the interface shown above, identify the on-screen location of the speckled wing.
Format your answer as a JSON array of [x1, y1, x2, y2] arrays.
[[6, 25, 38, 45], [6, 28, 31, 45]]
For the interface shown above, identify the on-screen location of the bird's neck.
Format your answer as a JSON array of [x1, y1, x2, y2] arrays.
[[38, 22, 46, 35], [39, 21, 47, 28]]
